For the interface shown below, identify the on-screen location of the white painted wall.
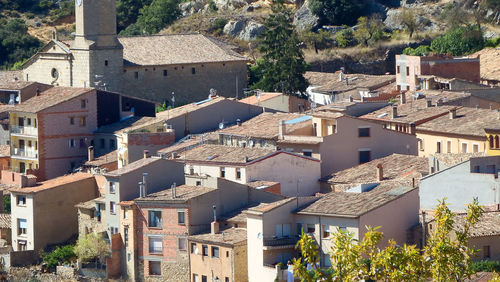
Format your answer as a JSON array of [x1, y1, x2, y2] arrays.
[[10, 193, 34, 251]]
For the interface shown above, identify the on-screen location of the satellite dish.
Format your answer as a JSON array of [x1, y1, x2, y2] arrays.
[[219, 122, 224, 129], [257, 232, 262, 239]]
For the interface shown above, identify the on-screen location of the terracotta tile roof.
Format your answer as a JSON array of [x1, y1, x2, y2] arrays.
[[0, 80, 36, 90], [135, 184, 215, 202], [9, 173, 94, 194], [431, 153, 486, 167], [309, 111, 345, 120], [158, 133, 217, 155], [188, 227, 247, 246], [452, 211, 500, 237], [247, 198, 296, 214], [239, 93, 282, 105], [178, 144, 274, 165], [118, 34, 247, 66], [473, 47, 500, 82], [11, 87, 93, 113], [0, 145, 10, 157], [247, 180, 280, 189], [119, 200, 135, 206], [0, 71, 23, 84], [0, 214, 10, 229], [324, 154, 428, 192], [103, 157, 161, 177], [297, 182, 415, 217], [94, 116, 155, 134], [305, 72, 395, 94], [417, 107, 500, 137], [76, 196, 105, 210], [84, 150, 118, 167], [218, 112, 311, 139]]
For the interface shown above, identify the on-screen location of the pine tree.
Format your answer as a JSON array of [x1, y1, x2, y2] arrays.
[[251, 0, 309, 96]]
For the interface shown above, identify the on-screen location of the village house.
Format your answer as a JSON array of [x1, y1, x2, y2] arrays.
[[82, 148, 118, 173], [239, 92, 310, 113], [21, 0, 248, 104], [171, 144, 321, 197], [473, 47, 500, 87], [0, 213, 11, 245], [415, 107, 500, 157], [131, 176, 283, 281], [305, 71, 395, 105], [420, 155, 500, 212], [310, 100, 389, 117], [395, 54, 480, 91], [8, 86, 155, 180], [10, 172, 98, 252]]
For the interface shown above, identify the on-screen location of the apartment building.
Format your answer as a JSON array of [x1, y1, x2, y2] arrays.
[[10, 173, 98, 251], [8, 87, 155, 180], [174, 144, 321, 197], [239, 92, 309, 113]]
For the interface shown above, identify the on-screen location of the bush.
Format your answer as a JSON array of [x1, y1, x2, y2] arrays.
[[335, 28, 355, 48], [430, 26, 484, 56], [211, 18, 227, 34], [471, 260, 500, 273], [309, 0, 363, 26], [485, 36, 500, 48], [403, 45, 431, 56], [42, 245, 76, 270]]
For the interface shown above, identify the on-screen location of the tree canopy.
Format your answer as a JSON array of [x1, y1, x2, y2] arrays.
[[119, 0, 181, 36], [0, 19, 42, 70], [74, 233, 109, 264], [309, 0, 363, 26], [250, 0, 309, 95]]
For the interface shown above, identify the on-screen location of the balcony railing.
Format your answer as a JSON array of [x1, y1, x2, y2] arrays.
[[11, 125, 37, 136], [12, 148, 38, 159], [263, 236, 299, 247]]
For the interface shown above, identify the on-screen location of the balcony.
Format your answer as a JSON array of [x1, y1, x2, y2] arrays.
[[12, 148, 38, 160], [263, 236, 299, 248], [11, 125, 37, 137]]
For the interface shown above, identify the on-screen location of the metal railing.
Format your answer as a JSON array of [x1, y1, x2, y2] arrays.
[[263, 236, 299, 247], [12, 148, 38, 159], [11, 125, 38, 136]]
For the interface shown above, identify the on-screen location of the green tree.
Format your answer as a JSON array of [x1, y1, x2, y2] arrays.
[[136, 0, 181, 35], [403, 45, 431, 56], [335, 27, 355, 48], [309, 0, 363, 26], [353, 16, 385, 46], [0, 19, 42, 70], [250, 0, 308, 95], [430, 26, 484, 56], [116, 0, 153, 33], [299, 29, 331, 53], [293, 199, 483, 281], [42, 245, 76, 270], [398, 8, 419, 39], [74, 233, 109, 264]]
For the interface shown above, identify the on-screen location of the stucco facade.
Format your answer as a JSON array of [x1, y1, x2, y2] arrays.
[[416, 130, 486, 157]]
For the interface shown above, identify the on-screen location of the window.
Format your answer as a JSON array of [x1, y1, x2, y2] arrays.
[[100, 138, 106, 149], [124, 227, 129, 248], [191, 67, 196, 74], [220, 167, 225, 178], [81, 99, 86, 109], [297, 223, 303, 233], [27, 118, 31, 126], [275, 224, 291, 238], [178, 237, 187, 251], [127, 253, 131, 261], [191, 243, 198, 254], [69, 139, 75, 148], [202, 275, 207, 282], [406, 66, 410, 76], [193, 274, 199, 282], [484, 246, 491, 259], [235, 168, 241, 179], [202, 245, 208, 256], [212, 246, 219, 258], [196, 181, 201, 186], [148, 211, 162, 228], [109, 182, 115, 193], [358, 127, 370, 137], [322, 225, 330, 238], [397, 65, 400, 73], [17, 195, 26, 206], [461, 143, 468, 153], [473, 144, 479, 153], [149, 261, 161, 275], [447, 140, 452, 153], [149, 237, 163, 254], [123, 210, 128, 219], [104, 60, 109, 66], [79, 117, 86, 127], [18, 240, 27, 251], [18, 219, 27, 235], [163, 70, 168, 76], [110, 201, 116, 214], [225, 278, 229, 282], [302, 149, 312, 157], [436, 141, 441, 153], [307, 224, 315, 234], [359, 150, 371, 164], [178, 211, 185, 225], [110, 139, 116, 150], [473, 166, 480, 173], [134, 72, 139, 79], [418, 139, 424, 151], [79, 138, 86, 148]]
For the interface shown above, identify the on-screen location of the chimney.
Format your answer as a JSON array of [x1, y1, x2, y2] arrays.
[[376, 163, 383, 181], [142, 173, 148, 196], [236, 119, 241, 126], [36, 88, 40, 96], [88, 146, 94, 162], [409, 122, 416, 135], [391, 106, 398, 119], [138, 182, 144, 198], [426, 99, 432, 108], [349, 96, 354, 102], [436, 99, 443, 106], [171, 182, 177, 198], [143, 150, 150, 159], [211, 205, 219, 234], [400, 93, 406, 105], [449, 108, 457, 119], [490, 103, 493, 110], [278, 120, 286, 139]]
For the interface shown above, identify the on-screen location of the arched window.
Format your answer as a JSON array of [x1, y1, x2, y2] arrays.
[[495, 135, 499, 149], [489, 135, 494, 149]]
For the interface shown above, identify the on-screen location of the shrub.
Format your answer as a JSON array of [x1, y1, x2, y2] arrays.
[[430, 26, 484, 56], [335, 28, 354, 48], [211, 18, 227, 34], [485, 36, 500, 48], [403, 45, 431, 56], [471, 260, 500, 273], [42, 245, 76, 270]]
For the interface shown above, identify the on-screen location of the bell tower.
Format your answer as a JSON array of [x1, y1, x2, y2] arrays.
[[70, 0, 123, 91]]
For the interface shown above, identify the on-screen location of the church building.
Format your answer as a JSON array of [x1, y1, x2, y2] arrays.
[[22, 0, 248, 104]]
